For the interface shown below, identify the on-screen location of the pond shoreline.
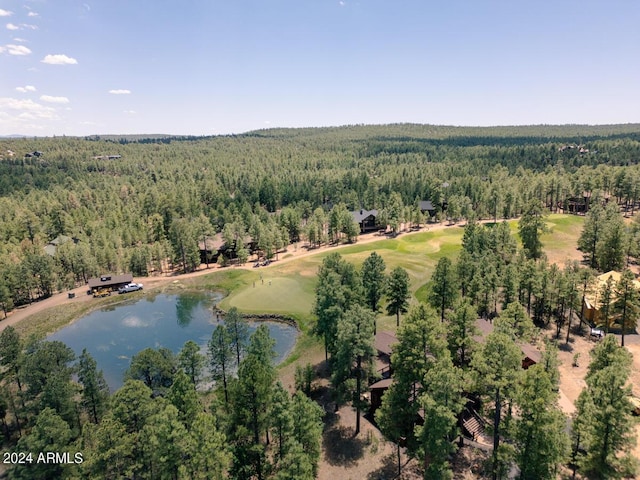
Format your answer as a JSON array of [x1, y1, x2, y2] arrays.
[[47, 291, 300, 391]]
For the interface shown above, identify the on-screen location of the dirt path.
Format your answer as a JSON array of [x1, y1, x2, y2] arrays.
[[0, 220, 464, 334]]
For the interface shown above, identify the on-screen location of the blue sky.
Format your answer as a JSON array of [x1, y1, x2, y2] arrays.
[[1, 1, 639, 136]]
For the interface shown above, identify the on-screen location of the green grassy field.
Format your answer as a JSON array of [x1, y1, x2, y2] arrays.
[[14, 213, 585, 372], [215, 214, 585, 334]]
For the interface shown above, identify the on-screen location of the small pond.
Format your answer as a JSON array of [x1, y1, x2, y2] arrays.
[[48, 292, 298, 391]]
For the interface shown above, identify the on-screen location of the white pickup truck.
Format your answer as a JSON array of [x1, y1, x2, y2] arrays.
[[118, 283, 144, 294]]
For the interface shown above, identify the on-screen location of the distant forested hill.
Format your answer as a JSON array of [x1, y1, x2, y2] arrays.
[[0, 123, 639, 309]]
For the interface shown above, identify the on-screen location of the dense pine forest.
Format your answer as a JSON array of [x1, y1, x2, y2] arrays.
[[1, 124, 640, 479], [2, 123, 640, 311]]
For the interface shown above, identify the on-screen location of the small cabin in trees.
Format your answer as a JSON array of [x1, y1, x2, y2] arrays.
[[419, 200, 436, 217], [474, 318, 542, 370], [583, 271, 640, 326], [43, 235, 77, 256], [198, 233, 256, 263], [351, 209, 378, 233], [369, 331, 398, 413], [198, 234, 225, 264]]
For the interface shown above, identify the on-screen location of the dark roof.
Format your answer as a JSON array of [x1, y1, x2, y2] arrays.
[[520, 343, 542, 364], [198, 234, 225, 252], [351, 209, 378, 223], [474, 319, 542, 364], [43, 235, 73, 256], [419, 200, 435, 211], [88, 274, 133, 289], [370, 378, 394, 390], [375, 331, 398, 356]]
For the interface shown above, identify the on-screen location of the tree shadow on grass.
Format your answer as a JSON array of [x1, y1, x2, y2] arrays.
[[323, 425, 366, 467], [366, 452, 398, 480], [558, 341, 574, 353]]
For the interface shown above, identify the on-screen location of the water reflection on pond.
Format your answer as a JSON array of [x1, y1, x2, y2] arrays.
[[48, 292, 298, 391]]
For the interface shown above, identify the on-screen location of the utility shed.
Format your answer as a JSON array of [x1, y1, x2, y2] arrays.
[[87, 274, 134, 293]]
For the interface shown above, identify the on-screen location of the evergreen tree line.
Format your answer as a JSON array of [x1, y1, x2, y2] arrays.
[[2, 126, 640, 312], [0, 317, 323, 479], [313, 214, 638, 479]]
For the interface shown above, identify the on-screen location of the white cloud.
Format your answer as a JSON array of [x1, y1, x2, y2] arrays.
[[16, 85, 37, 93], [42, 54, 78, 65], [109, 89, 131, 95], [40, 95, 70, 104], [6, 23, 19, 30], [27, 12, 39, 17], [124, 110, 137, 114], [0, 97, 57, 119], [12, 37, 27, 42], [21, 24, 38, 30], [0, 9, 13, 17], [6, 44, 31, 55]]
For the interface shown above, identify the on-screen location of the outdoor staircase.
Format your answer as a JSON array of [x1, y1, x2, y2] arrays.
[[461, 408, 491, 445]]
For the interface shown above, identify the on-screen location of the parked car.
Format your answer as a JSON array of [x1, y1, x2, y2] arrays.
[[118, 283, 143, 294], [93, 288, 111, 298]]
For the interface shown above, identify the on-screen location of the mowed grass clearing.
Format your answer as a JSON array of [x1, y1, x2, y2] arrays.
[[219, 214, 584, 328]]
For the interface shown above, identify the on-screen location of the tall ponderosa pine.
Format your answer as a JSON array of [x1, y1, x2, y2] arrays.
[[331, 304, 375, 436], [447, 299, 480, 367], [208, 325, 233, 403], [178, 340, 205, 386], [230, 326, 277, 480], [596, 202, 628, 272], [613, 269, 640, 347], [313, 253, 362, 359], [518, 199, 547, 260], [513, 364, 569, 480], [77, 348, 110, 424], [415, 356, 465, 479], [224, 306, 249, 365], [0, 326, 23, 393], [578, 201, 605, 269], [428, 257, 458, 322], [573, 335, 637, 479], [361, 251, 386, 314], [471, 332, 522, 480], [386, 266, 410, 326]]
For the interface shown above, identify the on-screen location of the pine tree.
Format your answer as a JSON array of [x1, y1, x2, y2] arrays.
[[414, 394, 457, 480], [181, 412, 230, 479], [168, 370, 201, 428], [208, 325, 233, 403], [471, 332, 523, 480], [513, 364, 569, 480], [573, 336, 637, 478], [290, 390, 324, 476], [613, 269, 640, 347], [386, 266, 410, 326], [220, 308, 247, 366], [313, 253, 362, 359], [596, 202, 628, 272], [361, 251, 386, 313], [331, 304, 375, 435], [447, 299, 479, 367], [178, 340, 205, 386], [77, 348, 110, 424], [428, 257, 458, 322], [578, 201, 604, 269], [518, 199, 547, 260]]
